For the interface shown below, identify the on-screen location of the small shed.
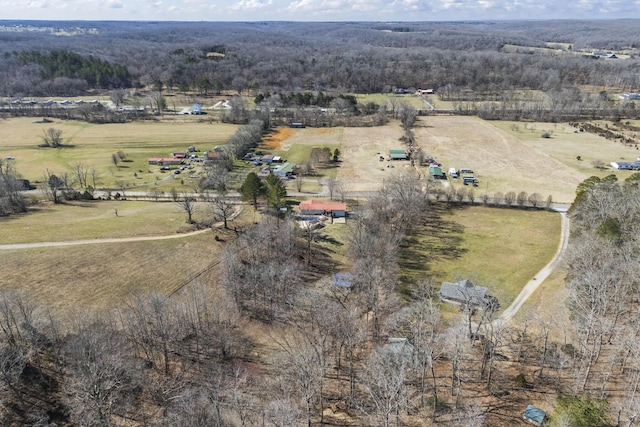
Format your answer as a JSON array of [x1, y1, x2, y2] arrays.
[[390, 149, 408, 160], [429, 165, 446, 179], [523, 405, 546, 426], [333, 272, 355, 289]]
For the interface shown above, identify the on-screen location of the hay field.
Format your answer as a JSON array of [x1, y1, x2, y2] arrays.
[[415, 116, 588, 203], [0, 200, 207, 245], [0, 232, 226, 315], [493, 120, 640, 178], [0, 117, 237, 186]]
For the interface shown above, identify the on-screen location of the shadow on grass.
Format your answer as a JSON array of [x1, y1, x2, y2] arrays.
[[398, 203, 468, 292]]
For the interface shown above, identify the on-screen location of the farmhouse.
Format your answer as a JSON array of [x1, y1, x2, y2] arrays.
[[610, 161, 640, 170], [299, 199, 347, 219], [148, 157, 183, 165], [439, 279, 497, 308], [390, 149, 408, 160]]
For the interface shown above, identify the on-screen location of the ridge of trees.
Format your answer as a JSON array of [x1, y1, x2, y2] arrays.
[[16, 49, 131, 89]]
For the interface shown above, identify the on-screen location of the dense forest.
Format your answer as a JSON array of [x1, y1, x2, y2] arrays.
[[1, 20, 640, 103]]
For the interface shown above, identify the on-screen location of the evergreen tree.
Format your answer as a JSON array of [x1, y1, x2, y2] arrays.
[[240, 172, 265, 209], [264, 173, 287, 211]]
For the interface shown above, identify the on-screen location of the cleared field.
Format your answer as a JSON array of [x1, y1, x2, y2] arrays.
[[493, 120, 640, 180], [400, 205, 562, 310], [0, 200, 208, 244], [336, 121, 414, 192], [414, 116, 589, 203], [356, 93, 427, 109], [0, 117, 237, 187], [0, 231, 227, 315]]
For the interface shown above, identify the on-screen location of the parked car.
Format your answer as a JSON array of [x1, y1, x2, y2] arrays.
[[463, 176, 478, 186], [459, 168, 474, 174], [448, 167, 459, 178]]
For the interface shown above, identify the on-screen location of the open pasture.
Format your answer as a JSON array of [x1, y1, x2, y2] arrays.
[[494, 120, 640, 179], [0, 117, 237, 187], [414, 116, 590, 203], [0, 231, 226, 315], [0, 200, 209, 245]]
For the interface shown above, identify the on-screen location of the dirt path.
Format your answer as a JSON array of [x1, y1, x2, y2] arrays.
[[500, 209, 570, 321], [0, 228, 212, 250], [0, 205, 243, 250]]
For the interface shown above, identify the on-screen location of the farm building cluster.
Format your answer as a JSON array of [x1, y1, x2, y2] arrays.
[[244, 153, 297, 179]]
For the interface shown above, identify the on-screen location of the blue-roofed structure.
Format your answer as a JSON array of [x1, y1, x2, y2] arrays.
[[333, 272, 355, 289], [191, 103, 203, 115], [523, 404, 546, 426]]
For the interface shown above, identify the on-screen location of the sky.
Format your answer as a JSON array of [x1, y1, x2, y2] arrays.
[[2, 0, 640, 22]]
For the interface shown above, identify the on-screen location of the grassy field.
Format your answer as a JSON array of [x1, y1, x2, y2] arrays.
[[0, 200, 212, 244], [0, 117, 238, 188], [355, 93, 427, 109], [399, 204, 562, 310], [493, 120, 640, 180], [0, 203, 252, 315], [0, 232, 227, 315]]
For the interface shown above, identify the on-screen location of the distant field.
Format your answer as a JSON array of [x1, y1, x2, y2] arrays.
[[0, 117, 237, 188], [356, 93, 427, 109], [414, 116, 589, 203], [493, 120, 640, 181]]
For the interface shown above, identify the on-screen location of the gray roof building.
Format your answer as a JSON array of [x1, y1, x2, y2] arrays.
[[439, 279, 492, 307]]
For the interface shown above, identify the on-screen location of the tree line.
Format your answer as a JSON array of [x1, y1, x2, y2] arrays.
[[1, 20, 640, 117]]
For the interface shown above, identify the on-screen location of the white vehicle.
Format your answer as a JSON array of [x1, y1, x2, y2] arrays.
[[448, 167, 459, 178]]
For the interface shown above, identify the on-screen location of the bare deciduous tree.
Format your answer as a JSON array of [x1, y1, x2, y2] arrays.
[[40, 128, 63, 148], [176, 192, 198, 224]]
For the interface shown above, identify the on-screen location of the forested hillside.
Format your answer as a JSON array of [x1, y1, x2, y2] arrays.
[[1, 20, 640, 100]]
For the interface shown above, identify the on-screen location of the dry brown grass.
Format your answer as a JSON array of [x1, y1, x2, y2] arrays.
[[414, 116, 587, 203], [0, 231, 229, 315]]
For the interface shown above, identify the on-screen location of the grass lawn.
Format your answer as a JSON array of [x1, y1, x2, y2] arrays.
[[399, 204, 562, 310], [0, 117, 237, 187], [513, 268, 570, 337]]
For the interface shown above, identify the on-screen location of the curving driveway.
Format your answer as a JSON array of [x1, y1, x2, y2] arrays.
[[500, 207, 570, 321]]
